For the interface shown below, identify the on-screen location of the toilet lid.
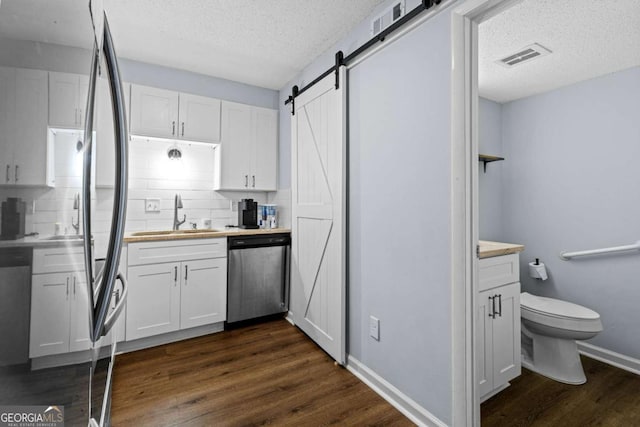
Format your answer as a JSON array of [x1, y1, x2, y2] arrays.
[[520, 292, 600, 320]]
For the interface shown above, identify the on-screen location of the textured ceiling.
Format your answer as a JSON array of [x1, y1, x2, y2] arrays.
[[0, 0, 386, 90], [479, 0, 640, 103]]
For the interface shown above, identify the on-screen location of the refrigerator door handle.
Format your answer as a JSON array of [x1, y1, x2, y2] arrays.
[[82, 14, 129, 343], [102, 273, 128, 335]]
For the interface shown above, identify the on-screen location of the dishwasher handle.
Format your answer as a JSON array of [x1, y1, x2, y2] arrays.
[[228, 234, 291, 250]]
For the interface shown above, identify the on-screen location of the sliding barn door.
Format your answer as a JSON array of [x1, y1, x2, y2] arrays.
[[291, 68, 346, 364]]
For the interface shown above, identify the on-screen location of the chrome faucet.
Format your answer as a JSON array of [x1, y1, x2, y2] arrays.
[[71, 193, 80, 235], [173, 194, 186, 230]]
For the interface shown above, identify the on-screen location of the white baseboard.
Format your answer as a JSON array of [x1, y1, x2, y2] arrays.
[[346, 355, 447, 427], [578, 342, 640, 376]]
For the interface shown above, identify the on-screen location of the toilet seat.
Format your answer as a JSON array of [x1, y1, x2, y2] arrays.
[[521, 292, 603, 333]]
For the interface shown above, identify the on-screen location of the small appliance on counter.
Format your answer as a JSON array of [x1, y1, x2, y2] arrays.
[[1, 197, 26, 240], [259, 204, 278, 229], [238, 199, 259, 229]]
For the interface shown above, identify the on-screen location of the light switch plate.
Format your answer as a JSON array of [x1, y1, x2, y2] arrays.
[[145, 198, 161, 212], [369, 316, 380, 341]]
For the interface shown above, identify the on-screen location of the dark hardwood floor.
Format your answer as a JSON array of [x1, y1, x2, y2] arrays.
[[482, 356, 640, 426], [111, 319, 414, 426]]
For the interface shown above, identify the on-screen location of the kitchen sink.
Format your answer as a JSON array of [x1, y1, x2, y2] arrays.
[[130, 230, 175, 236], [130, 229, 219, 237], [44, 235, 84, 241], [173, 229, 219, 234]]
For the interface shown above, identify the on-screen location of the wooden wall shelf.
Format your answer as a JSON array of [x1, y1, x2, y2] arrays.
[[479, 154, 504, 173]]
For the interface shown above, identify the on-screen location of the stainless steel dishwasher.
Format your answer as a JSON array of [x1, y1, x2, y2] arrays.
[[227, 233, 290, 323]]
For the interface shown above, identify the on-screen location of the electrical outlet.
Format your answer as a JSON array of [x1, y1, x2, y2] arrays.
[[369, 316, 380, 341], [145, 198, 161, 212]]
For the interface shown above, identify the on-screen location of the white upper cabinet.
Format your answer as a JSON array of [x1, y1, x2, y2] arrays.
[[217, 101, 252, 189], [178, 93, 221, 143], [215, 101, 278, 191], [49, 71, 90, 129], [96, 78, 130, 187], [130, 84, 221, 143], [0, 66, 51, 187], [130, 84, 179, 139], [251, 107, 278, 191]]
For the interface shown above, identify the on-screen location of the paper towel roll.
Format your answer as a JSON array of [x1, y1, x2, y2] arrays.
[[529, 261, 548, 281]]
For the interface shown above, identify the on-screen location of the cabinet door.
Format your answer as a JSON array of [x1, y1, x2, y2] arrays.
[[178, 93, 221, 143], [96, 78, 129, 187], [217, 101, 252, 190], [69, 273, 91, 352], [49, 72, 81, 128], [251, 107, 278, 191], [30, 273, 71, 358], [126, 263, 180, 341], [14, 69, 49, 186], [130, 84, 179, 139], [0, 66, 16, 184], [180, 258, 227, 329], [492, 281, 521, 386], [477, 289, 495, 397]]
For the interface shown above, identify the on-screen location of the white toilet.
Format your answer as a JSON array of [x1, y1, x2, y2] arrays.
[[520, 292, 603, 384]]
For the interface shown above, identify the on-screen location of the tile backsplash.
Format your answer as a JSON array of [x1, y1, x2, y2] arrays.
[[0, 135, 281, 256]]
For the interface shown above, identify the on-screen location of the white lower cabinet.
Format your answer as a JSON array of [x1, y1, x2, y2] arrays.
[[180, 258, 227, 329], [478, 255, 522, 400], [30, 247, 126, 359], [126, 239, 227, 341], [126, 262, 181, 340], [30, 272, 74, 358]]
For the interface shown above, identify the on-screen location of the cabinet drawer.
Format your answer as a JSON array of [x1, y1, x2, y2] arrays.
[[128, 238, 226, 266], [33, 246, 85, 274], [479, 254, 519, 292]]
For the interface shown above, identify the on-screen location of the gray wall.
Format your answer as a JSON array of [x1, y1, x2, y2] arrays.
[[0, 38, 279, 109], [478, 97, 504, 241], [500, 66, 640, 359], [279, 0, 458, 423]]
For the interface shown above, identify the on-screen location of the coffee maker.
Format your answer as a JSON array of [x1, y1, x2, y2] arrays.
[[1, 198, 26, 240], [237, 199, 259, 229]]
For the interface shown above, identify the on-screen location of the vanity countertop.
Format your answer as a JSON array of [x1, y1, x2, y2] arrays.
[[479, 240, 525, 259]]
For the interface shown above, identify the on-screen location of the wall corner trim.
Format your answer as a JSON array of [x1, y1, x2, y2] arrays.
[[578, 342, 640, 376], [346, 355, 449, 427]]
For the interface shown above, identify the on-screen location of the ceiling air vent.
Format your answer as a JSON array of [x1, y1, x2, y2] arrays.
[[497, 43, 552, 68], [371, 1, 405, 37]]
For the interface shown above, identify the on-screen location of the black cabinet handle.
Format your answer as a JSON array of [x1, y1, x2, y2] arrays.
[[497, 294, 502, 317], [488, 295, 495, 318]]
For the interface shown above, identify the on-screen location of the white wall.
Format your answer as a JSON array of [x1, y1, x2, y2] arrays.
[[478, 97, 504, 241], [279, 0, 458, 423], [500, 66, 640, 359]]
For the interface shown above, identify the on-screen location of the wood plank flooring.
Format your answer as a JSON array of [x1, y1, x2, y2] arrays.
[[111, 319, 413, 426], [482, 356, 640, 426]]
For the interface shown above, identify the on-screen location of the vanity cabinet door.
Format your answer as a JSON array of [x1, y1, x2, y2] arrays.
[[491, 281, 521, 386], [477, 288, 495, 397]]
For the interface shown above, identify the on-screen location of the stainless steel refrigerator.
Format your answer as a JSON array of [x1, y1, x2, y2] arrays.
[[0, 1, 128, 425]]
